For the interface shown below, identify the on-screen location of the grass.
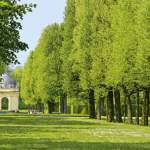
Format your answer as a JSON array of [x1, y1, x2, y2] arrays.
[[0, 114, 150, 150]]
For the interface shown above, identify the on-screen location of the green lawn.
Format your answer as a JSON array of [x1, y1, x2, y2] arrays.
[[0, 114, 150, 150]]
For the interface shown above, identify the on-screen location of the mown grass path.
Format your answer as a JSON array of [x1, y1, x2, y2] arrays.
[[0, 115, 150, 150]]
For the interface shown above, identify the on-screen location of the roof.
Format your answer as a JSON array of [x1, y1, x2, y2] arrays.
[[0, 73, 17, 89]]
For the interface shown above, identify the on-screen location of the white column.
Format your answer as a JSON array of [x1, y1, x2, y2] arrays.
[[13, 97, 19, 112], [9, 96, 19, 112], [8, 96, 11, 111]]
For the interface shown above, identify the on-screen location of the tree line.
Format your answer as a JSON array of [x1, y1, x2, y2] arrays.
[[19, 0, 150, 126]]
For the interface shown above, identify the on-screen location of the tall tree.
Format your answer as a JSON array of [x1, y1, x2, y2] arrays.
[[33, 24, 63, 113], [73, 0, 96, 118], [91, 0, 117, 121], [61, 0, 76, 113], [135, 0, 150, 126], [21, 51, 36, 106], [0, 0, 35, 65]]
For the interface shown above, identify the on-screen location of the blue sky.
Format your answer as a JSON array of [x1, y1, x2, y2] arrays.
[[17, 0, 67, 66]]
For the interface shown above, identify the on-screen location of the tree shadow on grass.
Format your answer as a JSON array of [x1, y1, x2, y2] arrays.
[[0, 116, 110, 136], [0, 138, 149, 150], [0, 116, 103, 126]]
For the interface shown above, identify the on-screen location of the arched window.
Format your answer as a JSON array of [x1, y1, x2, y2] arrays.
[[1, 97, 9, 110]]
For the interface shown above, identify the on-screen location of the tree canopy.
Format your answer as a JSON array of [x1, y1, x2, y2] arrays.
[[0, 0, 35, 69]]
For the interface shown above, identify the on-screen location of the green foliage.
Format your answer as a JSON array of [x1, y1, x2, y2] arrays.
[[62, 0, 79, 96], [73, 0, 93, 90], [21, 24, 63, 104], [21, 52, 36, 105], [134, 0, 150, 88], [35, 24, 63, 101], [11, 67, 23, 86], [0, 0, 36, 65]]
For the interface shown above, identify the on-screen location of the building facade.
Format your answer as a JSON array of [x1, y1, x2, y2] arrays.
[[0, 73, 19, 112]]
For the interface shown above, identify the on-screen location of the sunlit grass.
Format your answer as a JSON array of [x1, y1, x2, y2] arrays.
[[0, 114, 150, 150]]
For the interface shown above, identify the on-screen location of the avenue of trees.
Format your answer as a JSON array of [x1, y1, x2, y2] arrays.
[[18, 0, 150, 126]]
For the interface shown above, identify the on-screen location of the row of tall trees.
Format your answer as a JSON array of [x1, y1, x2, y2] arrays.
[[21, 0, 150, 126]]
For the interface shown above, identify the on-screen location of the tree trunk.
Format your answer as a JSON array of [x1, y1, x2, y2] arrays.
[[126, 95, 133, 124], [39, 103, 43, 112], [114, 89, 122, 123], [71, 104, 74, 114], [106, 95, 108, 121], [123, 94, 127, 123], [51, 100, 55, 112], [47, 100, 55, 114], [88, 89, 96, 118], [42, 103, 44, 113], [97, 96, 104, 120], [64, 93, 67, 114], [47, 101, 52, 114], [36, 101, 44, 113], [60, 93, 67, 114], [143, 88, 149, 126], [60, 96, 64, 113], [136, 91, 140, 125], [107, 88, 114, 122]]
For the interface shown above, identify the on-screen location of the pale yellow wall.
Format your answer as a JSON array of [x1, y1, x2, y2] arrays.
[[0, 89, 19, 112]]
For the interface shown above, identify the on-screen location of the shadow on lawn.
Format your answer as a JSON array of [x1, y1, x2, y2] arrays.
[[0, 116, 101, 126], [0, 116, 109, 135], [0, 139, 149, 150]]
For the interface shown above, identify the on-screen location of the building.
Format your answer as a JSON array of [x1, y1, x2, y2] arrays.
[[0, 73, 19, 112], [0, 73, 17, 89]]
